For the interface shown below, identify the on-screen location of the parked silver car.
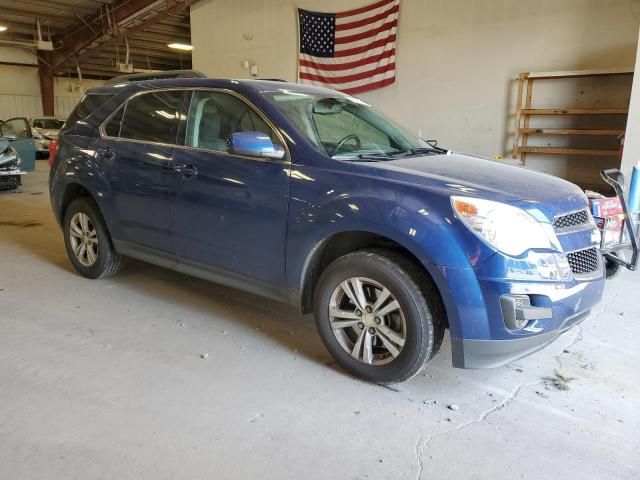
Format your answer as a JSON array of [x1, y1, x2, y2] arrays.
[[30, 117, 64, 159]]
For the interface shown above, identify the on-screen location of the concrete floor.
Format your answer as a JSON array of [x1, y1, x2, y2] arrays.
[[1, 163, 639, 480]]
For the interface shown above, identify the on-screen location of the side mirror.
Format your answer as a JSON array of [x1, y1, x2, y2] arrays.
[[227, 131, 286, 160]]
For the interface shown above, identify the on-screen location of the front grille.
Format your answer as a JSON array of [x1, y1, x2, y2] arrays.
[[566, 247, 600, 276], [553, 209, 590, 231]]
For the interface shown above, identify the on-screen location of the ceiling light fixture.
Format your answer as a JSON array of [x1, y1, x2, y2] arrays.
[[168, 43, 193, 51], [0, 26, 8, 32]]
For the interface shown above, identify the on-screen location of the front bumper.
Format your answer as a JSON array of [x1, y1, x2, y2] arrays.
[[451, 309, 589, 368], [35, 140, 50, 158], [0, 175, 22, 190], [0, 171, 24, 190], [440, 252, 605, 369]]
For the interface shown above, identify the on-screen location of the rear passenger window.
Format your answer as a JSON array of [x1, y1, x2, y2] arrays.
[[119, 91, 184, 144]]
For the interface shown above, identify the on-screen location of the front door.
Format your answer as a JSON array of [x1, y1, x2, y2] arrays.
[[0, 117, 36, 171], [171, 90, 290, 285], [98, 90, 188, 253]]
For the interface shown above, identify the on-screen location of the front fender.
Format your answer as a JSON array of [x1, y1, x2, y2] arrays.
[[286, 165, 494, 272], [286, 166, 494, 338]]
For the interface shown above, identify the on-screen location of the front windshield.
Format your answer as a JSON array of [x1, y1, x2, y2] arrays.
[[34, 119, 64, 130], [261, 90, 432, 159]]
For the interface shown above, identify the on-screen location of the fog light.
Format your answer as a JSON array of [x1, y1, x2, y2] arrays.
[[500, 294, 552, 331]]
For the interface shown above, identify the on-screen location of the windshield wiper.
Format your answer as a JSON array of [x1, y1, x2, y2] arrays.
[[333, 153, 396, 162], [355, 153, 396, 161], [404, 146, 448, 156]]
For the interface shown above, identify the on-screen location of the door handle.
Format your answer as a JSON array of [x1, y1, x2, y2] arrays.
[[99, 147, 115, 160], [175, 163, 198, 177]]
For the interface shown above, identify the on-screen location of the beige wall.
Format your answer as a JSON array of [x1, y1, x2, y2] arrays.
[[622, 29, 640, 179], [0, 47, 105, 119], [191, 0, 639, 184]]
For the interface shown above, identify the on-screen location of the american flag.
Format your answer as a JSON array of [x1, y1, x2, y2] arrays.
[[297, 0, 399, 95]]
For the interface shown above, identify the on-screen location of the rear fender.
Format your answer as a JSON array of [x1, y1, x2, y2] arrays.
[[50, 138, 120, 237]]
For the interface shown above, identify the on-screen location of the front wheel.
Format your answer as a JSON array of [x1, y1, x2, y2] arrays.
[[314, 250, 445, 384]]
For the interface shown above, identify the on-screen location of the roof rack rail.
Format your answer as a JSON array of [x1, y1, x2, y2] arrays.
[[104, 70, 207, 85], [256, 78, 288, 82]]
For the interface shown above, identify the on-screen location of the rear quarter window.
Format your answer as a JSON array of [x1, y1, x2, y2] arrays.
[[64, 93, 116, 131]]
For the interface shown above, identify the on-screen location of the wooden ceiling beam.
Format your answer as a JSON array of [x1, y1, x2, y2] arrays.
[[52, 0, 197, 70], [88, 41, 189, 58], [0, 19, 65, 33], [0, 7, 73, 23], [52, 0, 166, 67], [22, 0, 96, 14], [78, 55, 186, 69]]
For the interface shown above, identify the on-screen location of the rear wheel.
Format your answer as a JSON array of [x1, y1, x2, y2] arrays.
[[314, 250, 444, 384], [63, 197, 123, 279]]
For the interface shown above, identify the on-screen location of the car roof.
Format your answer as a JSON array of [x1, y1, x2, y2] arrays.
[[88, 77, 346, 98]]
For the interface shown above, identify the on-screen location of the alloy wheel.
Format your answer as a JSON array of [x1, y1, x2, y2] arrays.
[[69, 212, 99, 267], [328, 277, 406, 365]]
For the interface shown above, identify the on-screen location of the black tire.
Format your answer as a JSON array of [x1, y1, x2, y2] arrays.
[[604, 253, 621, 279], [313, 249, 445, 384], [63, 197, 124, 279]]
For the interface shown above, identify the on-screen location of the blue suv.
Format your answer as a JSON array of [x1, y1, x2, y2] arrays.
[[49, 73, 606, 383]]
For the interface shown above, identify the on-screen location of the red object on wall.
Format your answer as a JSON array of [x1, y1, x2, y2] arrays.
[[591, 196, 624, 247], [592, 196, 624, 217]]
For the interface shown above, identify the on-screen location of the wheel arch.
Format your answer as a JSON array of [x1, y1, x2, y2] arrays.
[[57, 182, 94, 222], [298, 230, 449, 330], [55, 182, 115, 243]]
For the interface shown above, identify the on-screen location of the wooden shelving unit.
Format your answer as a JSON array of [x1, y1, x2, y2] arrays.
[[512, 68, 633, 166]]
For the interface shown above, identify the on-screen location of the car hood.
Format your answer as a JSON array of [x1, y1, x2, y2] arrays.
[[365, 152, 588, 222]]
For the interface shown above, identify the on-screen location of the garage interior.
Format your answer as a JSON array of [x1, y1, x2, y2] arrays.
[[1, 0, 639, 479]]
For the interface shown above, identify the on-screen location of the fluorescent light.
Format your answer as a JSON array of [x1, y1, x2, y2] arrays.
[[0, 26, 8, 32], [168, 43, 193, 51]]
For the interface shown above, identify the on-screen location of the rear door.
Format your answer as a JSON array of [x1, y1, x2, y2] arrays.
[[96, 90, 188, 253], [0, 117, 36, 171]]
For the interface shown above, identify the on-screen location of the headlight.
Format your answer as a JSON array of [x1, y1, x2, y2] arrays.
[[451, 196, 561, 257]]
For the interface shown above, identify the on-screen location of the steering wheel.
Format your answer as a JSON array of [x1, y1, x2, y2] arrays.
[[332, 134, 361, 156]]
